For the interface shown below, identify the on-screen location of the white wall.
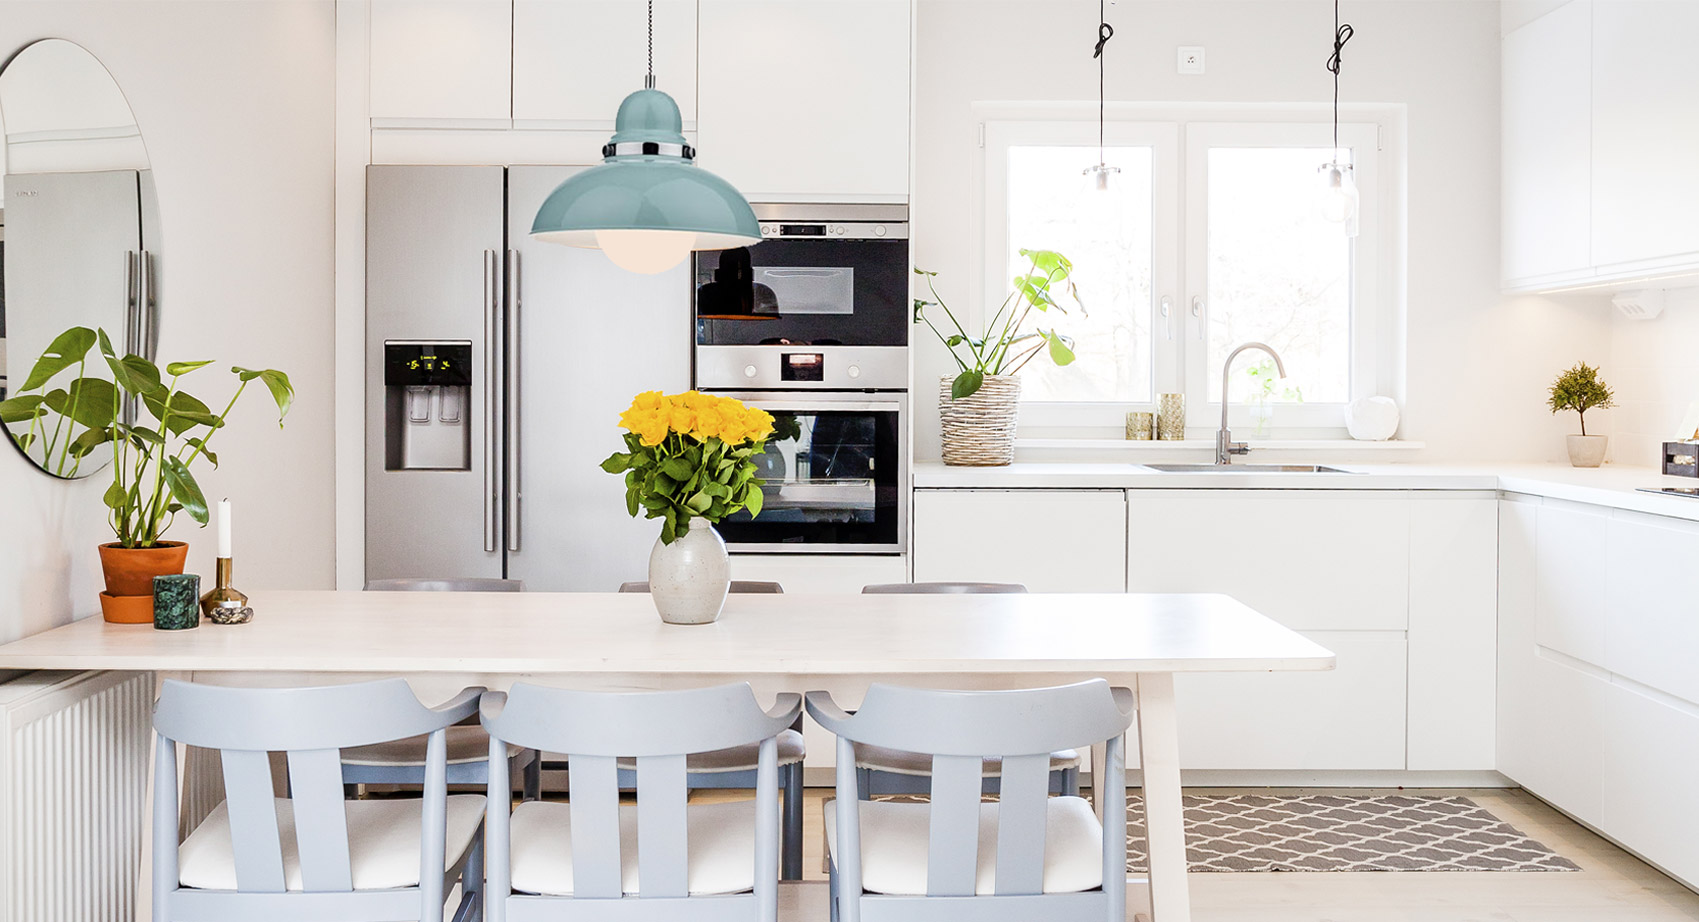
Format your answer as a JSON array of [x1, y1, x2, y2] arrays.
[[1602, 289, 1699, 467], [911, 0, 1612, 462], [0, 1, 337, 644]]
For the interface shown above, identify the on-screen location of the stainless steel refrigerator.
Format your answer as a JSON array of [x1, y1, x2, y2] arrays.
[[365, 165, 691, 590]]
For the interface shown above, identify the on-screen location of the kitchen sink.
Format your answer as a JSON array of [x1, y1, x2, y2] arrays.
[[1140, 463, 1358, 473]]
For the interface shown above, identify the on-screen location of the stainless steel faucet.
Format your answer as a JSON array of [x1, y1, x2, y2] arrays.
[[1216, 342, 1288, 465]]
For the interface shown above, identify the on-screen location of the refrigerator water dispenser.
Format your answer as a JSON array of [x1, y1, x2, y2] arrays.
[[384, 341, 473, 471]]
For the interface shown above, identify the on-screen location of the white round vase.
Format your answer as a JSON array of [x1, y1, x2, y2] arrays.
[[1566, 434, 1608, 468], [648, 517, 731, 625], [1344, 396, 1401, 441]]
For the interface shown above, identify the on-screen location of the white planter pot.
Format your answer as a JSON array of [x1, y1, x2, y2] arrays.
[[647, 517, 731, 625], [1566, 434, 1608, 468]]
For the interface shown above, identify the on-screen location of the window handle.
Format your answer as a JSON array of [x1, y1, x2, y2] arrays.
[[1160, 296, 1173, 341], [1190, 296, 1204, 340]]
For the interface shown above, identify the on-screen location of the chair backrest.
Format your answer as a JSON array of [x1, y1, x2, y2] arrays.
[[482, 683, 800, 900], [618, 580, 784, 594], [807, 681, 1133, 899], [365, 577, 524, 592], [152, 679, 477, 896], [861, 581, 1029, 594]]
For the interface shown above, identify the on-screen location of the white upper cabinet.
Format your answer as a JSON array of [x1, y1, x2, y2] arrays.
[[369, 1, 513, 121], [1588, 0, 1699, 272], [1501, 0, 1699, 291], [1501, 0, 1591, 287], [513, 1, 698, 125], [696, 0, 912, 201]]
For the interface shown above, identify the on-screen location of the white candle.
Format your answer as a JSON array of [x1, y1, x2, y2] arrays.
[[217, 499, 232, 559]]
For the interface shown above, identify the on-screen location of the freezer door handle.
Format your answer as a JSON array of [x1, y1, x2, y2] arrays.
[[483, 249, 498, 553], [141, 249, 157, 359], [122, 251, 141, 425], [506, 249, 522, 552]]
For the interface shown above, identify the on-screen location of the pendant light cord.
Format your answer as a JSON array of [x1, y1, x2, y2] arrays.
[[645, 0, 656, 89], [1326, 0, 1354, 151], [1093, 0, 1114, 162]]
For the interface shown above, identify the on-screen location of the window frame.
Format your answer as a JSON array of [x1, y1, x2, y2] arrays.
[[979, 107, 1398, 438]]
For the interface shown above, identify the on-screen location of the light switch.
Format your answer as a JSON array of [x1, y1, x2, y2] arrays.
[[1178, 46, 1205, 74]]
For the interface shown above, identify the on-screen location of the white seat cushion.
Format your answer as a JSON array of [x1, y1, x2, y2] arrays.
[[612, 729, 806, 774], [853, 744, 1081, 778], [823, 796, 1103, 895], [342, 724, 520, 766], [510, 799, 758, 896], [178, 794, 485, 891]]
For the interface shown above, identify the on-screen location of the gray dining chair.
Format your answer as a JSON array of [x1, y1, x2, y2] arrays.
[[480, 682, 801, 921], [807, 680, 1135, 922], [365, 577, 526, 592], [853, 581, 1081, 799], [555, 579, 803, 879], [349, 577, 538, 800], [151, 678, 487, 922]]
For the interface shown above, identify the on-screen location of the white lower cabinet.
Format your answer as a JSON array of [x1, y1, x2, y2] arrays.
[[912, 490, 1126, 592], [727, 554, 907, 594], [1498, 493, 1699, 889]]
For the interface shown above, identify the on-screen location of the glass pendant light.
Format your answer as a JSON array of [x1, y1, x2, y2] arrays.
[[1081, 0, 1119, 192], [531, 1, 760, 274], [1318, 0, 1359, 237]]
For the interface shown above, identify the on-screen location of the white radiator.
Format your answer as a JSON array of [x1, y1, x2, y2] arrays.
[[0, 671, 153, 922]]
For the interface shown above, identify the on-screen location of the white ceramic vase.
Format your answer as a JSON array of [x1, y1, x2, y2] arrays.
[[1566, 434, 1608, 468], [647, 517, 731, 625]]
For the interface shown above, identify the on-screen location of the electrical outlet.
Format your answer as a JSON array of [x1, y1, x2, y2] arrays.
[[1178, 46, 1205, 74]]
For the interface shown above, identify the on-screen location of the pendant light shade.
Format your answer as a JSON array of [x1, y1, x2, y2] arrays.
[[531, 88, 760, 273]]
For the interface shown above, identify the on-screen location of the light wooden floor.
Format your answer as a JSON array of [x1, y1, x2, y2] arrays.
[[740, 786, 1699, 921]]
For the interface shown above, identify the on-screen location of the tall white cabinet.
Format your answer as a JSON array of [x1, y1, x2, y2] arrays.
[[1501, 0, 1699, 291], [369, 1, 513, 121]]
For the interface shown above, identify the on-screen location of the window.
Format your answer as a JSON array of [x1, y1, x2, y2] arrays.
[[983, 113, 1390, 436]]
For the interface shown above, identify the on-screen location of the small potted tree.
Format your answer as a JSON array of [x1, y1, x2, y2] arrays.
[[1548, 362, 1615, 468]]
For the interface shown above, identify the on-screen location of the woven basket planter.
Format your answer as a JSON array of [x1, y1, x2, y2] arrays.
[[939, 374, 1021, 466]]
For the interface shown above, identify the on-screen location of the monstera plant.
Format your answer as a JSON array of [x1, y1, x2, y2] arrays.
[[0, 326, 292, 547]]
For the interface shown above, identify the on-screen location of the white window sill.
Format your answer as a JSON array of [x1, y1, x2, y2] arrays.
[[1014, 437, 1425, 453]]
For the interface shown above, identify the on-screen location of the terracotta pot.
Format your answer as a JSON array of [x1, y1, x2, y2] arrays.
[[98, 541, 189, 598], [1566, 434, 1608, 468], [98, 592, 155, 624]]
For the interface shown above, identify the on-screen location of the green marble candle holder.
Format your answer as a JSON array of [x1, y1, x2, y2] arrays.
[[152, 574, 201, 630]]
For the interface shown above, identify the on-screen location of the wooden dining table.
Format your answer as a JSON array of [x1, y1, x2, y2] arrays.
[[0, 589, 1334, 922]]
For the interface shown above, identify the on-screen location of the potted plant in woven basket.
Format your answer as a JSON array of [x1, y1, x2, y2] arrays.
[[913, 249, 1080, 465]]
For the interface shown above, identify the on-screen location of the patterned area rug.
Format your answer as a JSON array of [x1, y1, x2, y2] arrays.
[[874, 793, 1579, 873]]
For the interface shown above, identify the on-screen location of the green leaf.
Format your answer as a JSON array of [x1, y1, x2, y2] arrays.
[[145, 391, 219, 435], [234, 367, 295, 423], [660, 515, 676, 545], [165, 360, 215, 376], [184, 436, 218, 467], [161, 456, 209, 525], [103, 481, 128, 510], [97, 328, 118, 360], [20, 327, 97, 391], [60, 378, 120, 429], [660, 457, 695, 481], [1045, 329, 1076, 366], [1019, 248, 1073, 280], [950, 370, 985, 400], [600, 452, 632, 473], [0, 394, 46, 425], [743, 482, 764, 518], [685, 491, 713, 513], [68, 426, 114, 458], [108, 355, 162, 395], [1013, 275, 1058, 310]]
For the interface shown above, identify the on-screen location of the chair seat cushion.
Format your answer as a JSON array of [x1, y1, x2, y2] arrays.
[[823, 796, 1103, 895], [178, 794, 486, 891], [342, 724, 520, 766], [853, 744, 1080, 778], [510, 799, 758, 896], [609, 728, 806, 774]]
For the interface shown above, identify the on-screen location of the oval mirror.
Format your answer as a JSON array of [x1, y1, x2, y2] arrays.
[[0, 38, 155, 479]]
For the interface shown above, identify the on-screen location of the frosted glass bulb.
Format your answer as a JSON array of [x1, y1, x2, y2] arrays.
[[1083, 162, 1121, 193], [1317, 161, 1360, 238], [594, 229, 696, 274]]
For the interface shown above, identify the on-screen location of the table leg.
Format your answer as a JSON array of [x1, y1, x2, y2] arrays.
[[1134, 673, 1190, 922]]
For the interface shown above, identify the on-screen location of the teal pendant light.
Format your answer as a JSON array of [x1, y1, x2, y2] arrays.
[[531, 1, 760, 274]]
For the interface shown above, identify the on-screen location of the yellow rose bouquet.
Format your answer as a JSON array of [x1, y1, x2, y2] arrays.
[[600, 390, 776, 544]]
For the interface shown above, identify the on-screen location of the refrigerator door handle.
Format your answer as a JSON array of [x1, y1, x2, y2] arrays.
[[124, 251, 140, 356], [506, 249, 522, 552], [141, 249, 157, 359], [483, 249, 498, 553]]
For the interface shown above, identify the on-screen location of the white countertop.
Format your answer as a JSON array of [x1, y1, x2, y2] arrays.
[[914, 460, 1699, 522], [0, 591, 1335, 677]]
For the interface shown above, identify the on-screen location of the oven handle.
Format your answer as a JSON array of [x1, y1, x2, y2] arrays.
[[742, 399, 904, 414]]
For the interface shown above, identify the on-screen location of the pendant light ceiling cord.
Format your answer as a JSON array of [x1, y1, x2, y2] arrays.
[[646, 0, 655, 89], [1326, 0, 1354, 151], [1093, 0, 1114, 161]]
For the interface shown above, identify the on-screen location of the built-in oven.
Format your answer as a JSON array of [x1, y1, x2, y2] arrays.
[[708, 390, 907, 555]]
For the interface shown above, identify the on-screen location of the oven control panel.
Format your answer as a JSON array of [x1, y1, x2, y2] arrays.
[[699, 346, 906, 391]]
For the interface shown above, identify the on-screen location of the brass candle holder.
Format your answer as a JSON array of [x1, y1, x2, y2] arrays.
[[199, 557, 253, 624]]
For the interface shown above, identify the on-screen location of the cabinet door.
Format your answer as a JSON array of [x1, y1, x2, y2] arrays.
[[1407, 495, 1498, 770], [1603, 683, 1699, 888], [1532, 499, 1609, 664], [912, 490, 1125, 592], [728, 554, 908, 593], [513, 0, 698, 124], [1590, 0, 1699, 269], [1496, 497, 1541, 783], [1501, 0, 1592, 287], [697, 0, 911, 200], [370, 1, 512, 120], [1125, 490, 1409, 631], [1604, 511, 1699, 707]]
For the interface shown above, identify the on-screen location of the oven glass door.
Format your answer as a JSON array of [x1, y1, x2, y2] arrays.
[[716, 401, 903, 551], [695, 237, 908, 347]]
